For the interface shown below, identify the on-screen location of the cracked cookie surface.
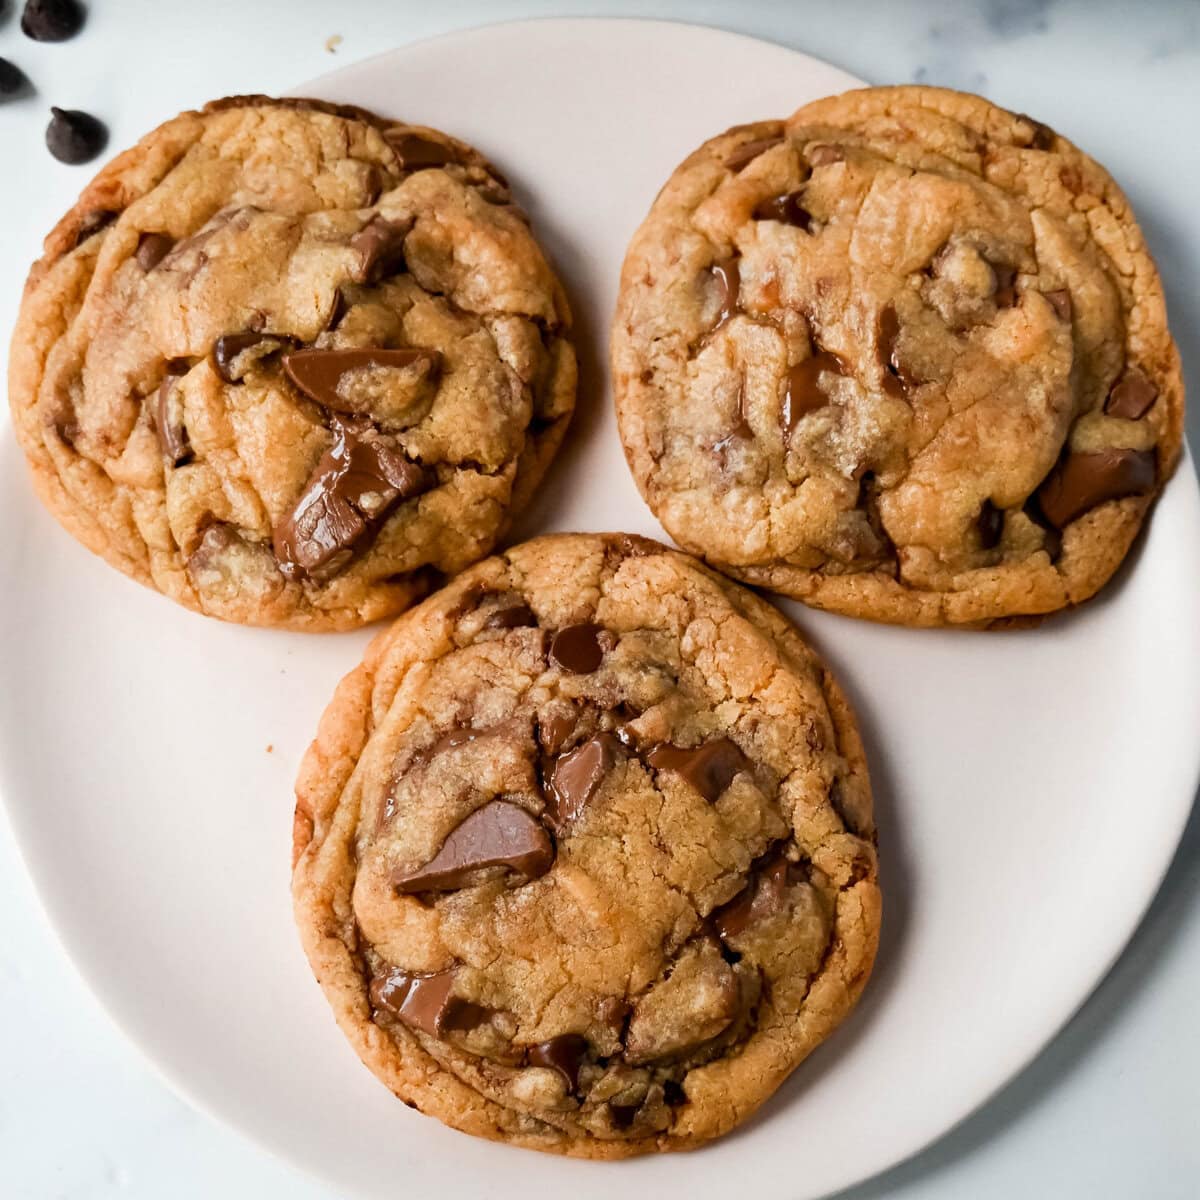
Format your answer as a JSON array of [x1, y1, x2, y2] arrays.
[[612, 85, 1183, 627], [10, 96, 575, 630], [292, 533, 879, 1156]]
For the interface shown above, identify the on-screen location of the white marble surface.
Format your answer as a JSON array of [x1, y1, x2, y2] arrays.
[[1, 1, 1198, 1197]]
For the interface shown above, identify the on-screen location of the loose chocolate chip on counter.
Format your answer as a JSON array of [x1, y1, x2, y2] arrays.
[[369, 966, 489, 1038], [724, 135, 783, 172], [73, 209, 117, 246], [1105, 370, 1159, 420], [546, 733, 622, 830], [21, 0, 83, 41], [0, 58, 29, 97], [645, 738, 750, 804], [782, 351, 846, 437], [1043, 289, 1072, 322], [135, 232, 174, 272], [154, 368, 191, 466], [387, 130, 458, 171], [549, 623, 605, 673], [483, 600, 537, 630], [273, 415, 433, 581], [391, 800, 554, 893], [977, 500, 1004, 549], [752, 190, 812, 229], [349, 215, 409, 284], [46, 106, 107, 164], [282, 347, 442, 411], [1035, 448, 1156, 530], [709, 256, 741, 333], [527, 1034, 589, 1092]]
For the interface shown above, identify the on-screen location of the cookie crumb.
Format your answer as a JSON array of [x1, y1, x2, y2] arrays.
[[325, 34, 342, 54], [266, 744, 274, 753]]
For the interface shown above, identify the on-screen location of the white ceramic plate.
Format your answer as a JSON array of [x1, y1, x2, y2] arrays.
[[1, 18, 1197, 1200]]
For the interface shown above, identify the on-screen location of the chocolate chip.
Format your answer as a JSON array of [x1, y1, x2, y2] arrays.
[[387, 131, 458, 170], [21, 0, 83, 41], [324, 290, 347, 332], [662, 1079, 686, 1106], [752, 190, 812, 229], [391, 800, 553, 893], [1043, 289, 1072, 322], [1016, 113, 1056, 151], [645, 738, 750, 804], [549, 623, 605, 673], [610, 1102, 640, 1128], [369, 967, 489, 1037], [709, 257, 740, 332], [546, 733, 622, 830], [1035, 448, 1156, 529], [538, 709, 579, 755], [977, 500, 1004, 549], [212, 331, 293, 383], [714, 854, 798, 941], [154, 368, 191, 466], [1105, 370, 1158, 420], [45, 107, 107, 165], [527, 1034, 589, 1092], [273, 415, 433, 580], [782, 351, 846, 437], [483, 600, 537, 630], [281, 347, 442, 412], [135, 232, 174, 272], [991, 262, 1018, 308], [73, 209, 117, 247], [0, 57, 29, 96], [724, 135, 783, 172], [877, 303, 918, 396], [349, 215, 409, 284]]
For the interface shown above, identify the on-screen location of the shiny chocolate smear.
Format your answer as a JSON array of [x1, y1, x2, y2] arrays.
[[538, 710, 579, 755], [527, 1033, 589, 1092], [725, 135, 783, 172], [645, 738, 750, 804], [272, 415, 432, 581], [1105, 371, 1158, 420], [709, 257, 740, 332], [135, 232, 174, 272], [282, 347, 442, 412], [549, 623, 605, 673], [752, 190, 811, 229], [782, 351, 845, 437], [391, 800, 553, 893], [1036, 449, 1156, 529], [546, 733, 621, 831]]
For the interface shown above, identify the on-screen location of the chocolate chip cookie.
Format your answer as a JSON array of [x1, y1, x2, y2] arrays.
[[612, 85, 1184, 626], [292, 533, 878, 1156], [10, 96, 575, 629]]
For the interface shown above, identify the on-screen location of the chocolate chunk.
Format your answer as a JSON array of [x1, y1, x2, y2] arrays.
[[21, 0, 84, 41], [45, 107, 107, 165], [135, 232, 174, 272], [1036, 448, 1156, 529], [724, 135, 783, 172], [73, 209, 117, 247], [991, 262, 1018, 308], [610, 1102, 639, 1129], [977, 500, 1004, 549], [782, 351, 845, 436], [483, 600, 537, 630], [154, 368, 191, 466], [1105, 370, 1158, 420], [538, 710, 578, 755], [369, 967, 488, 1037], [0, 58, 29, 97], [282, 347, 442, 411], [388, 131, 458, 170], [1043, 289, 1072, 322], [645, 738, 750, 804], [714, 855, 796, 941], [546, 733, 621, 830], [349, 215, 408, 284], [391, 800, 553, 893], [273, 415, 433, 580], [662, 1079, 687, 1106], [1016, 113, 1056, 151], [549, 623, 605, 673], [877, 303, 918, 396], [752, 190, 812, 229], [527, 1034, 589, 1092], [709, 257, 740, 332], [212, 331, 292, 383], [324, 290, 347, 332]]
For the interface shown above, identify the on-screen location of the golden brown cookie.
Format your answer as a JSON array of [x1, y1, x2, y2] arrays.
[[9, 96, 575, 630], [292, 533, 879, 1156], [612, 85, 1183, 627]]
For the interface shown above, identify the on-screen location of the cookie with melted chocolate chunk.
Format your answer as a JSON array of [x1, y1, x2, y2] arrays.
[[292, 533, 879, 1157], [612, 85, 1184, 627], [10, 94, 575, 630]]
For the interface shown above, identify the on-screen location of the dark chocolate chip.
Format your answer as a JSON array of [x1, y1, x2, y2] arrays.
[[538, 709, 579, 756], [752, 190, 812, 229], [782, 351, 846, 437], [1043, 289, 1072, 322], [483, 600, 537, 630], [273, 415, 433, 581], [391, 800, 553, 893], [709, 256, 740, 333], [610, 1103, 639, 1128], [281, 347, 442, 411], [714, 854, 798, 941], [0, 57, 29, 96], [45, 107, 107, 165], [324, 290, 347, 332], [1035, 448, 1156, 529], [21, 0, 83, 41], [546, 733, 622, 831], [725, 135, 783, 172], [73, 209, 117, 246], [369, 966, 490, 1038], [527, 1034, 589, 1092], [212, 331, 291, 384], [154, 368, 191, 466], [387, 131, 458, 171], [349, 215, 408, 284], [662, 1079, 687, 1106], [1016, 112, 1056, 150], [977, 500, 1004, 549], [135, 232, 174, 272], [645, 738, 750, 804], [549, 623, 605, 673], [877, 303, 918, 395], [1105, 370, 1158, 420]]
